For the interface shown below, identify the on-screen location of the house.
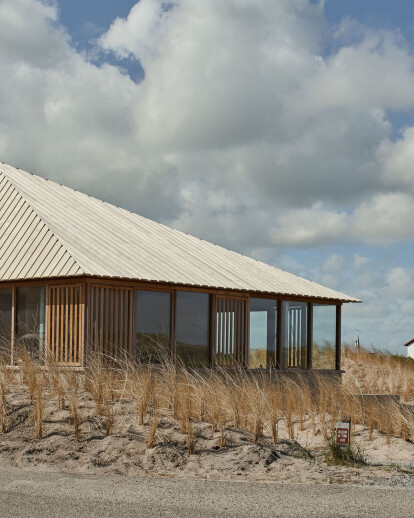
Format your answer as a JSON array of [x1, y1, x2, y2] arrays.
[[404, 339, 414, 359], [0, 162, 359, 370]]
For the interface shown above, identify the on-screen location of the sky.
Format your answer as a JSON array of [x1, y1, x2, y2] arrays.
[[1, 0, 414, 354]]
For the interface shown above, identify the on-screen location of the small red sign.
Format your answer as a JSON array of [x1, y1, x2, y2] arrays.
[[336, 427, 349, 445]]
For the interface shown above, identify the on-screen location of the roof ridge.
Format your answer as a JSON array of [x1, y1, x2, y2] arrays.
[[0, 165, 87, 276]]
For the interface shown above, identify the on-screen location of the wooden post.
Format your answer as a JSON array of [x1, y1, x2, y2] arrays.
[[307, 303, 313, 369], [336, 304, 342, 370], [276, 299, 283, 369], [244, 298, 250, 368], [209, 294, 216, 367]]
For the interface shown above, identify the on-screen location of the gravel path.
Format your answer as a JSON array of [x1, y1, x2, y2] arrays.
[[1, 466, 414, 518]]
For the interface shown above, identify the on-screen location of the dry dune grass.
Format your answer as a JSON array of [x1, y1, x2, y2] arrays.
[[343, 345, 414, 400], [0, 345, 412, 482]]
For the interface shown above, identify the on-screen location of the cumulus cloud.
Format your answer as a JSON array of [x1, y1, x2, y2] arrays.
[[2, 0, 414, 250], [2, 0, 414, 352]]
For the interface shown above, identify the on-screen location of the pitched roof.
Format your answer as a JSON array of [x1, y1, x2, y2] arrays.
[[0, 162, 359, 302]]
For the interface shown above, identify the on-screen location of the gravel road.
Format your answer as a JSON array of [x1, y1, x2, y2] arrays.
[[1, 466, 414, 518]]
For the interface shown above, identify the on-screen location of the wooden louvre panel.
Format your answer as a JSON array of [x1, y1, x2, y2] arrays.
[[47, 284, 83, 365], [89, 285, 133, 360], [215, 296, 247, 367], [287, 303, 307, 368]]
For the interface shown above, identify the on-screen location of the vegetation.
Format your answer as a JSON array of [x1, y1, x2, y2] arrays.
[[0, 344, 413, 463]]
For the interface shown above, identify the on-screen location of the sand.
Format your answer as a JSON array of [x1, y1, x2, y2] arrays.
[[0, 385, 413, 487]]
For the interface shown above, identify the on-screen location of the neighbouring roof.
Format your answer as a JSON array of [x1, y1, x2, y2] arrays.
[[404, 339, 414, 347], [0, 162, 359, 302]]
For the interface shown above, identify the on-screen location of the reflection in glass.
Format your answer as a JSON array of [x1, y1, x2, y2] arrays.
[[16, 286, 46, 361], [282, 301, 307, 368], [136, 290, 171, 361], [176, 292, 209, 366], [0, 288, 12, 362], [312, 304, 336, 369], [249, 298, 277, 368]]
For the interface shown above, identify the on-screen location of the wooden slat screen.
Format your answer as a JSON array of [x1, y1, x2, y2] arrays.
[[89, 285, 133, 360], [215, 296, 247, 367], [286, 304, 307, 368], [47, 284, 83, 365]]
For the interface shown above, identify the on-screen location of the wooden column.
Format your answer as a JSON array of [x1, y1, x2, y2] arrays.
[[266, 308, 276, 368], [276, 299, 283, 369], [209, 294, 216, 367], [336, 304, 342, 370], [307, 303, 313, 369]]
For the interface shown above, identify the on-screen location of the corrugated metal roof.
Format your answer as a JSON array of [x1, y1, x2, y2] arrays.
[[0, 162, 359, 302]]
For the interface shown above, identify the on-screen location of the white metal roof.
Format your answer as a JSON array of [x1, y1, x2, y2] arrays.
[[0, 162, 359, 302]]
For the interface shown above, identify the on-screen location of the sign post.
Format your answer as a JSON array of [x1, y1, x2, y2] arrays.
[[335, 417, 351, 449]]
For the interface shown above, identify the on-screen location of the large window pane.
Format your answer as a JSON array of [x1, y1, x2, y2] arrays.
[[249, 298, 277, 368], [16, 286, 46, 361], [0, 288, 12, 362], [176, 292, 209, 366], [312, 304, 336, 369], [136, 290, 171, 361], [282, 301, 307, 368]]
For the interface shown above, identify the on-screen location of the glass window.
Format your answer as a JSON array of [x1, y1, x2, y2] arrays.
[[136, 290, 171, 361], [0, 288, 12, 362], [282, 301, 307, 368], [176, 292, 209, 366], [16, 286, 46, 361], [312, 304, 336, 369], [249, 298, 277, 368]]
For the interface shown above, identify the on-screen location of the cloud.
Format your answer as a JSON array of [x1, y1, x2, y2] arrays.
[[2, 0, 414, 250]]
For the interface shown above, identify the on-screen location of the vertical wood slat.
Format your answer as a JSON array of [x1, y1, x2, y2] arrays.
[[10, 287, 16, 365], [56, 288, 60, 362], [74, 286, 78, 363], [77, 288, 85, 365], [46, 284, 83, 365], [109, 289, 114, 358], [128, 290, 133, 357], [90, 285, 95, 352], [114, 289, 119, 358], [60, 288, 65, 362], [88, 285, 133, 362], [99, 287, 104, 352], [217, 297, 222, 365], [119, 289, 124, 356], [64, 287, 69, 363], [215, 296, 247, 367], [69, 287, 73, 364]]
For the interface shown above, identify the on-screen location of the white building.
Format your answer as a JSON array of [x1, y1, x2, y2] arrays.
[[404, 339, 414, 359]]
